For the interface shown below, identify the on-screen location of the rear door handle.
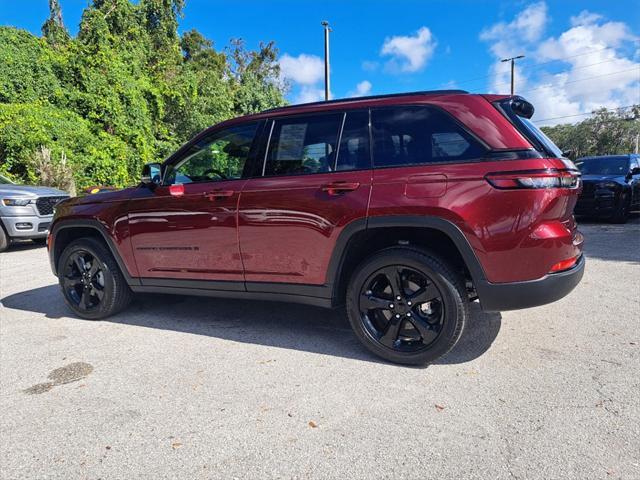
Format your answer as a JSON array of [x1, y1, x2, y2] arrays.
[[204, 190, 234, 200], [321, 182, 360, 195]]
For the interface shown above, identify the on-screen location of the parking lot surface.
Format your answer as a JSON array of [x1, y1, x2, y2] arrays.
[[1, 218, 639, 479]]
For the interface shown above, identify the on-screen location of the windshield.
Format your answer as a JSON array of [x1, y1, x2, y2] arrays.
[[575, 157, 629, 176], [0, 174, 14, 184]]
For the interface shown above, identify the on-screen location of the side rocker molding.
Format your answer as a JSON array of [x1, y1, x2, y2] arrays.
[[49, 219, 141, 286]]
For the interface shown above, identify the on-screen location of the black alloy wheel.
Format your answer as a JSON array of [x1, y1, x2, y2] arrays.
[[58, 237, 133, 319], [62, 250, 106, 312], [359, 265, 444, 352], [346, 247, 467, 365]]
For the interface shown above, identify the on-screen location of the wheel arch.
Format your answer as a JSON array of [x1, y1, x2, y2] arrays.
[[327, 216, 487, 306], [50, 220, 139, 285]]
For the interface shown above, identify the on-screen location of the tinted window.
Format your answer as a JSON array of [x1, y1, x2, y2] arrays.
[[575, 156, 630, 175], [371, 106, 486, 167], [265, 114, 342, 176], [165, 123, 257, 185], [336, 111, 370, 171]]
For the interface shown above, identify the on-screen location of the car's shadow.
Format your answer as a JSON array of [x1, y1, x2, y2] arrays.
[[1, 285, 501, 367]]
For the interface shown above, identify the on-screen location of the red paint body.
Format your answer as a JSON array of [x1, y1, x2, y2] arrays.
[[50, 91, 584, 309]]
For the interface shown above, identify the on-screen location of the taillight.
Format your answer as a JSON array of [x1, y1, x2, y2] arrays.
[[486, 169, 580, 189], [550, 256, 578, 273]]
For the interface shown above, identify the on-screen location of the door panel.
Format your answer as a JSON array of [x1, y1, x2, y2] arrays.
[[127, 179, 245, 284], [238, 170, 372, 286]]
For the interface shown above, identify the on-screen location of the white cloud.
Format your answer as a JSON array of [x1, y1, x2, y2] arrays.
[[480, 2, 640, 125], [295, 86, 328, 104], [348, 80, 372, 97], [380, 27, 437, 73], [480, 1, 547, 58], [279, 53, 324, 85]]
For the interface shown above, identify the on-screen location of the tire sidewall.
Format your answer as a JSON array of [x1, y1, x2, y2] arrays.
[[58, 239, 118, 320], [0, 223, 9, 252], [346, 248, 466, 365]]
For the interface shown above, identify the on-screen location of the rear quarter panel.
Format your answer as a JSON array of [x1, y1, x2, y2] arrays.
[[369, 158, 581, 283]]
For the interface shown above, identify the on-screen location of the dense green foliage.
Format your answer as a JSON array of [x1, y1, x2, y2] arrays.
[[541, 106, 640, 160], [0, 0, 286, 190]]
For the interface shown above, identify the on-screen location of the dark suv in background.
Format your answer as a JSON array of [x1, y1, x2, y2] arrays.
[[574, 154, 640, 223], [48, 90, 584, 365]]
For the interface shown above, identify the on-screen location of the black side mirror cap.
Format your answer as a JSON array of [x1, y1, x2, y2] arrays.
[[631, 167, 640, 176], [141, 163, 162, 187]]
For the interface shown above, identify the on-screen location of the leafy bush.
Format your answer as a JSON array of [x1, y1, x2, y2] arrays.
[[0, 0, 287, 191]]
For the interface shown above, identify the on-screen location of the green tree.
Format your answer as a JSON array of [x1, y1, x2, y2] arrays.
[[542, 106, 640, 159], [0, 0, 287, 190], [42, 0, 70, 46]]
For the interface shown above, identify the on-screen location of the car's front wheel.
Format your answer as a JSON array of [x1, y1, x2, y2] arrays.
[[0, 225, 8, 252], [58, 237, 133, 320], [346, 247, 468, 365]]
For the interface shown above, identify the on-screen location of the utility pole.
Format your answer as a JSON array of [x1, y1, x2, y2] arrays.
[[321, 21, 331, 101], [501, 55, 525, 96]]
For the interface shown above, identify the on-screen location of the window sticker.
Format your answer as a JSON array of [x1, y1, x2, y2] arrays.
[[276, 123, 308, 161]]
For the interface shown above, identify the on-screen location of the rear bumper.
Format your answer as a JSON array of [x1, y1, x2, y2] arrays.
[[476, 254, 585, 311], [1, 215, 52, 238]]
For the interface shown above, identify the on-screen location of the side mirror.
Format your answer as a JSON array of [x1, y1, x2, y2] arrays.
[[631, 167, 640, 176], [562, 149, 574, 158], [141, 163, 162, 187]]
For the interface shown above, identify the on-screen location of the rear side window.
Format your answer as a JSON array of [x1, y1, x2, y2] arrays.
[[336, 111, 370, 171], [371, 106, 486, 167], [264, 114, 342, 176]]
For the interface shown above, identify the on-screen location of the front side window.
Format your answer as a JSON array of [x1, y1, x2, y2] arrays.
[[264, 114, 342, 176], [165, 123, 257, 185], [371, 106, 487, 167]]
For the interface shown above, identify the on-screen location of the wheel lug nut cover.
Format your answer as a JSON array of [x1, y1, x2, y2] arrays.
[[389, 303, 394, 308]]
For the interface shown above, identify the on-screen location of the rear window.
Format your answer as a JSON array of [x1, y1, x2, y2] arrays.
[[498, 98, 564, 158], [371, 106, 486, 168], [265, 114, 342, 176]]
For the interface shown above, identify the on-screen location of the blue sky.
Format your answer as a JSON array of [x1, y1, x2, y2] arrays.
[[1, 1, 638, 124]]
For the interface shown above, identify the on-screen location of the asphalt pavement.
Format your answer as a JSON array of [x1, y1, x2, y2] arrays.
[[1, 217, 639, 479]]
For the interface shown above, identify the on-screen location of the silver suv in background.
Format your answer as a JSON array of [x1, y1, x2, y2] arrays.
[[0, 174, 69, 252]]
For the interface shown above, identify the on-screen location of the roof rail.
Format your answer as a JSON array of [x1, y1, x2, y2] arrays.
[[262, 89, 469, 113]]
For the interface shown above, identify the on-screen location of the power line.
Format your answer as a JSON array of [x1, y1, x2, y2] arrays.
[[433, 46, 620, 91], [483, 58, 631, 92], [533, 105, 638, 123], [517, 67, 640, 95]]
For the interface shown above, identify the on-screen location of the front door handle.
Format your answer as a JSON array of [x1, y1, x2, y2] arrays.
[[204, 190, 234, 200], [321, 182, 360, 195]]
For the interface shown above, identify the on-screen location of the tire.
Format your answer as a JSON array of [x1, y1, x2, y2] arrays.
[[611, 198, 629, 224], [0, 225, 8, 252], [57, 237, 133, 320], [346, 247, 468, 365]]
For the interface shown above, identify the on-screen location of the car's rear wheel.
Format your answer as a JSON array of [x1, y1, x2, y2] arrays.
[[346, 247, 467, 365], [58, 237, 133, 320]]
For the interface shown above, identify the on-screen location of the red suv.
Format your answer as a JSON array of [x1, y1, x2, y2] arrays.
[[48, 90, 584, 365]]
